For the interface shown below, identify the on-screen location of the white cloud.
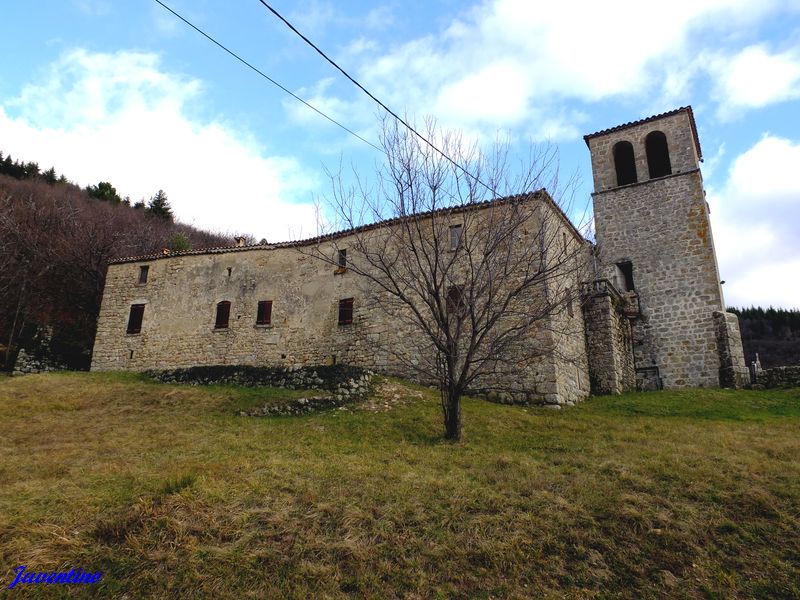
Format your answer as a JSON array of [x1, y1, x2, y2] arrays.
[[709, 45, 800, 118], [0, 49, 319, 242], [288, 0, 798, 139], [708, 135, 800, 308]]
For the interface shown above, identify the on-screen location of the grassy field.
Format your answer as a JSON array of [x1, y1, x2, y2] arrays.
[[0, 372, 798, 599]]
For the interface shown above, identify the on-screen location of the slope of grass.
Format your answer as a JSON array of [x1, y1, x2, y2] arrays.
[[0, 372, 798, 598]]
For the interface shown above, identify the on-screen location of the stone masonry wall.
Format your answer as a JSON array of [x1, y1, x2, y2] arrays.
[[544, 217, 592, 405], [754, 366, 800, 388], [587, 108, 731, 391], [582, 282, 635, 395], [92, 198, 591, 405], [592, 172, 724, 388], [713, 311, 750, 388], [588, 109, 701, 194]]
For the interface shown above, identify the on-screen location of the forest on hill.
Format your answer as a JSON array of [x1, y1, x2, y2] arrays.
[[0, 152, 236, 370], [728, 306, 800, 369]]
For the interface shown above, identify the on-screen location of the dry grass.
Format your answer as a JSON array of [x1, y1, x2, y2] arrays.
[[0, 372, 798, 598]]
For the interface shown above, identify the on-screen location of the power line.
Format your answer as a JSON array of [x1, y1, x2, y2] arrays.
[[255, 0, 497, 197], [153, 0, 382, 153]]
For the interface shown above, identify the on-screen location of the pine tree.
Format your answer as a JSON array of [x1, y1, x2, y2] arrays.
[[147, 190, 174, 221], [42, 167, 57, 185]]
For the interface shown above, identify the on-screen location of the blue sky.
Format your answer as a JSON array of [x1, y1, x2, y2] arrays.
[[1, 0, 798, 308]]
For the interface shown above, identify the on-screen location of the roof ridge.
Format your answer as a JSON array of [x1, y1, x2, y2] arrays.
[[109, 191, 551, 264]]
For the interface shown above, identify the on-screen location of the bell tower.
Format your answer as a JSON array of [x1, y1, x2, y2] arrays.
[[584, 107, 747, 389]]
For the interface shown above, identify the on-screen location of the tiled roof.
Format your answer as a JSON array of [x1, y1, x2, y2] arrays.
[[583, 106, 702, 160], [109, 189, 585, 265]]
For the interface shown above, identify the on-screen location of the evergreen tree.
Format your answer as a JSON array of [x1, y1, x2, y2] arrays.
[[147, 190, 174, 221], [86, 181, 122, 203], [42, 167, 57, 185], [23, 162, 40, 179]]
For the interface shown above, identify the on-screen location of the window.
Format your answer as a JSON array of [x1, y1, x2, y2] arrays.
[[337, 248, 347, 268], [126, 304, 145, 334], [446, 285, 466, 316], [256, 300, 273, 325], [613, 141, 637, 186], [566, 287, 574, 317], [449, 224, 463, 250], [214, 301, 231, 329], [645, 130, 672, 179], [138, 265, 149, 284], [616, 261, 635, 292], [338, 297, 354, 325]]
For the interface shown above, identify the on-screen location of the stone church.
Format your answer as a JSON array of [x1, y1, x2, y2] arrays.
[[91, 107, 749, 405]]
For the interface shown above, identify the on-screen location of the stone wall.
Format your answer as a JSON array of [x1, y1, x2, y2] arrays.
[[753, 366, 800, 389], [12, 348, 67, 376], [592, 172, 724, 388], [92, 196, 591, 405], [148, 364, 374, 415], [582, 280, 635, 395], [545, 222, 592, 405], [587, 109, 701, 194], [587, 108, 733, 390], [713, 311, 749, 388]]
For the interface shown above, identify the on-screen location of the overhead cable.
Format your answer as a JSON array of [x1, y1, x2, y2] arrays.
[[255, 0, 497, 197], [154, 0, 382, 152]]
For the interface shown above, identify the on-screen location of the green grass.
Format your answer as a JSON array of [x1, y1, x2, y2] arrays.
[[1, 372, 798, 598]]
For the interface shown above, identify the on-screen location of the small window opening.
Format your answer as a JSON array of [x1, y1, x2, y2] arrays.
[[616, 261, 635, 292], [446, 285, 466, 316], [613, 141, 637, 186], [138, 265, 149, 284], [566, 287, 574, 317], [338, 297, 354, 325], [226, 267, 232, 277], [337, 248, 347, 268], [449, 224, 463, 251], [645, 130, 672, 179], [215, 301, 231, 329], [256, 300, 273, 325], [129, 350, 134, 359], [331, 355, 337, 365], [562, 232, 568, 255], [126, 304, 145, 334]]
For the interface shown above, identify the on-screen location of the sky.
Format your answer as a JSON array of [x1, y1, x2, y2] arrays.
[[1, 0, 798, 309]]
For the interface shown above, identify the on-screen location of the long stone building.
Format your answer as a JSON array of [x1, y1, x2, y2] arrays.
[[91, 107, 749, 405]]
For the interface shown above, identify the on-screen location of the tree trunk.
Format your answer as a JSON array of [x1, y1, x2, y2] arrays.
[[5, 280, 25, 369], [443, 388, 462, 441]]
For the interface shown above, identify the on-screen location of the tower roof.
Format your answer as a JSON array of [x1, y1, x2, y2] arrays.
[[583, 106, 702, 160]]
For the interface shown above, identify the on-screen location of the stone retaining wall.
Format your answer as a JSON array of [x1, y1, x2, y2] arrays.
[[147, 364, 375, 416], [753, 366, 800, 389], [12, 348, 67, 376]]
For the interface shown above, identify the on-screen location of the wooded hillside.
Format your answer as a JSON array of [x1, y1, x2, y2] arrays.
[[0, 161, 233, 370], [728, 306, 800, 369]]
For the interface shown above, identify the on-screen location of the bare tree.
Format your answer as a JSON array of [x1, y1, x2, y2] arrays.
[[0, 174, 231, 369], [306, 118, 589, 440]]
